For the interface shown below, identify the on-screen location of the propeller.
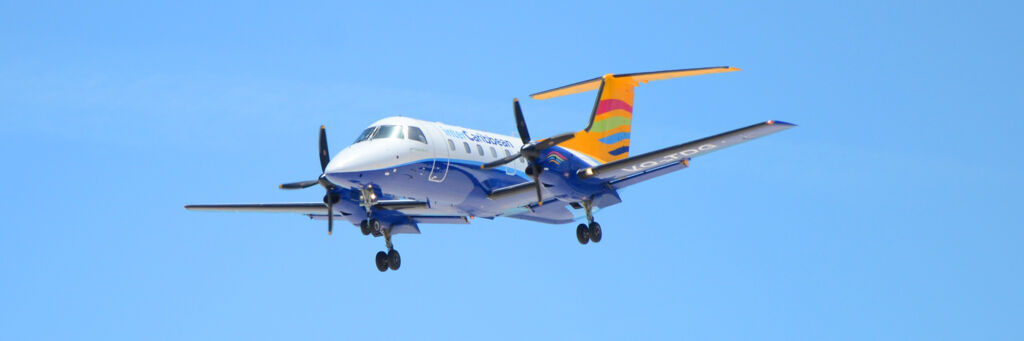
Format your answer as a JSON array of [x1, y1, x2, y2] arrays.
[[481, 98, 575, 205], [279, 125, 337, 235]]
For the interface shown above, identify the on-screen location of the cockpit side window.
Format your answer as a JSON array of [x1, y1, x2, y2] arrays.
[[371, 125, 403, 140], [355, 126, 377, 143], [407, 126, 428, 144]]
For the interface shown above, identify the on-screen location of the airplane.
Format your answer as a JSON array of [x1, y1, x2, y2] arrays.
[[186, 66, 796, 272]]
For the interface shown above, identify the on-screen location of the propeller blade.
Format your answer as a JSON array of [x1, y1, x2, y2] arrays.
[[533, 132, 576, 151], [317, 174, 335, 235], [533, 175, 543, 206], [513, 98, 531, 144], [327, 197, 334, 235], [480, 151, 523, 169], [279, 180, 319, 190], [319, 125, 330, 172]]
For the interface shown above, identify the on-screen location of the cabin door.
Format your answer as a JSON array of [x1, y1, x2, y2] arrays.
[[428, 126, 450, 183]]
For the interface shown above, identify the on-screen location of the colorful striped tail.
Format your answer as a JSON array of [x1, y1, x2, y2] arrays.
[[530, 66, 740, 164], [559, 74, 635, 163]]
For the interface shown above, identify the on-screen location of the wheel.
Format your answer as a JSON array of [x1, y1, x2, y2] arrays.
[[576, 223, 590, 245], [387, 249, 401, 271], [375, 251, 388, 272], [360, 220, 371, 235], [368, 219, 381, 233], [588, 221, 602, 243]]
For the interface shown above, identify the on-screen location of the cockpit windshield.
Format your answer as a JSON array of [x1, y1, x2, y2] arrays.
[[354, 127, 377, 143], [372, 125, 404, 140], [353, 125, 429, 145]]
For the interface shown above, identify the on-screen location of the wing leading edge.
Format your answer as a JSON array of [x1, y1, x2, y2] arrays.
[[185, 203, 328, 214], [578, 120, 796, 184]]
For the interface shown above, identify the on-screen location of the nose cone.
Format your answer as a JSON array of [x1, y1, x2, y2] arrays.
[[324, 142, 395, 183]]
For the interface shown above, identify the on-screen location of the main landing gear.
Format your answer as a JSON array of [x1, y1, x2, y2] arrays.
[[576, 200, 602, 245], [359, 217, 401, 272], [576, 222, 602, 244], [373, 227, 401, 272]]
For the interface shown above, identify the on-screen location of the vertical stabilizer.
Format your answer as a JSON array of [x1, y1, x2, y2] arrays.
[[559, 74, 636, 163], [530, 66, 739, 164]]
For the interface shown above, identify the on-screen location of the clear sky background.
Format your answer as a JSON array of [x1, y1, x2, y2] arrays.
[[2, 1, 1021, 340]]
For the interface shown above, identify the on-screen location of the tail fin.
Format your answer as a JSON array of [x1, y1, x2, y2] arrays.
[[530, 66, 739, 164]]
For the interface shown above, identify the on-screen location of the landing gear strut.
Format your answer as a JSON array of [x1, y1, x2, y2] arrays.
[[358, 185, 381, 236], [374, 228, 402, 272], [576, 200, 602, 245]]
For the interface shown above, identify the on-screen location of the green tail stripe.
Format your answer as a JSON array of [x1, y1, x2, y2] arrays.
[[589, 116, 632, 133]]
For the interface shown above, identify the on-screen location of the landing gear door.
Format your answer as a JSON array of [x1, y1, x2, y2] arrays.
[[428, 126, 450, 182]]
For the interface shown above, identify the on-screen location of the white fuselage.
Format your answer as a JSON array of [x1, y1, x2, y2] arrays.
[[323, 116, 535, 217]]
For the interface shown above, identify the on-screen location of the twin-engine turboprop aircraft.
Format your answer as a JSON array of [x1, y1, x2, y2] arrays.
[[186, 66, 796, 272]]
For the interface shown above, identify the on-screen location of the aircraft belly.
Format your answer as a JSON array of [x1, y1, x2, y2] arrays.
[[329, 157, 541, 220]]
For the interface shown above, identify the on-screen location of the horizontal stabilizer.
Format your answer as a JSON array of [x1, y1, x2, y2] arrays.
[[530, 66, 739, 100], [578, 120, 796, 182]]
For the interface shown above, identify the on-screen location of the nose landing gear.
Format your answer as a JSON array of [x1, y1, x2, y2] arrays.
[[356, 184, 401, 271], [359, 218, 381, 236]]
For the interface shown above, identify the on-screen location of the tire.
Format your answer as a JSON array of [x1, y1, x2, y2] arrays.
[[375, 251, 389, 272], [588, 222, 602, 243], [576, 224, 590, 245], [360, 220, 371, 235], [368, 219, 381, 233], [387, 249, 401, 271]]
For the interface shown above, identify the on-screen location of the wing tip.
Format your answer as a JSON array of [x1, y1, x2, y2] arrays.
[[767, 120, 797, 127]]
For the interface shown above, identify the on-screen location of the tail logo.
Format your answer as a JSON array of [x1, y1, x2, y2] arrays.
[[544, 151, 568, 166], [590, 99, 633, 133]]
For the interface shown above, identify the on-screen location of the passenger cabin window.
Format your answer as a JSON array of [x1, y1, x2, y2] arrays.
[[476, 144, 484, 156], [504, 149, 511, 157], [447, 139, 455, 151], [463, 142, 471, 153], [371, 125, 403, 140], [407, 126, 428, 144], [489, 147, 497, 158]]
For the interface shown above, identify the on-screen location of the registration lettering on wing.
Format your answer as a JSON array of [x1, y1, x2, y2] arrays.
[[619, 143, 716, 173]]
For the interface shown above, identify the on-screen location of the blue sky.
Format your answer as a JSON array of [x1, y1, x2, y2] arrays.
[[1, 1, 1021, 339]]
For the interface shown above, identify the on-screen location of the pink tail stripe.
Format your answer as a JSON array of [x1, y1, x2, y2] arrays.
[[595, 99, 633, 115]]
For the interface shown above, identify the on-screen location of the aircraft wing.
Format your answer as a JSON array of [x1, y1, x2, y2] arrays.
[[185, 200, 460, 233], [185, 199, 429, 212], [578, 120, 795, 186], [185, 203, 328, 214]]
